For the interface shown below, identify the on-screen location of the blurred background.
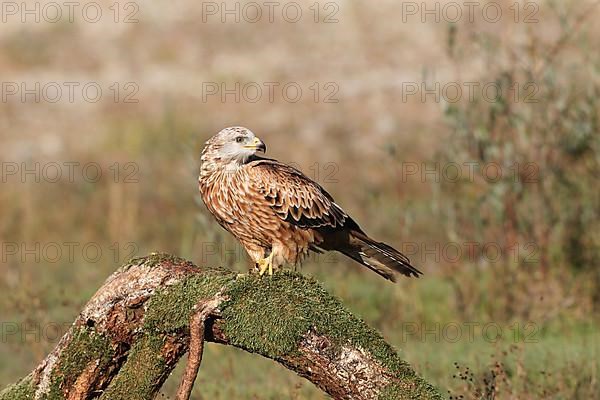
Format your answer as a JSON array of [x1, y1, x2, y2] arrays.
[[1, 0, 599, 398]]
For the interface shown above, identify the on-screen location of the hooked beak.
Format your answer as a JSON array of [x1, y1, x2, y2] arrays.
[[245, 137, 266, 153]]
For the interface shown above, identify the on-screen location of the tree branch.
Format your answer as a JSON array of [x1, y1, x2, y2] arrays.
[[0, 253, 441, 400], [176, 295, 226, 400]]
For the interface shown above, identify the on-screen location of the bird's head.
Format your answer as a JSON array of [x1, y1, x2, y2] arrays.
[[202, 126, 266, 167]]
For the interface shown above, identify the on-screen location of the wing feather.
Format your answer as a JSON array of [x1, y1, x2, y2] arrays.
[[247, 159, 348, 229]]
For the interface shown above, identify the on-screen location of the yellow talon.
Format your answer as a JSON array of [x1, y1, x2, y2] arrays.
[[258, 253, 274, 276]]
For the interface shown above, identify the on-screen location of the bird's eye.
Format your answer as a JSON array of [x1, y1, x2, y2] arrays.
[[235, 137, 244, 143]]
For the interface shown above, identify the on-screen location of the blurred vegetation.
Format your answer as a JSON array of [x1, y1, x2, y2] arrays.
[[437, 5, 600, 323], [1, 0, 599, 398]]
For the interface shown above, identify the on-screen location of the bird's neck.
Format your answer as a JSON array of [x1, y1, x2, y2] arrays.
[[199, 154, 243, 182]]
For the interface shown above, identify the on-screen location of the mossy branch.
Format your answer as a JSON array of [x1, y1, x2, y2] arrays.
[[0, 253, 441, 400]]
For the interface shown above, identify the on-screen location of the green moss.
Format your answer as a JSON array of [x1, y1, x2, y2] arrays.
[[143, 252, 191, 269], [121, 252, 195, 273], [221, 272, 324, 356], [99, 335, 166, 400], [0, 376, 35, 400], [47, 327, 112, 399], [144, 269, 235, 333], [127, 253, 193, 270], [220, 271, 441, 399], [141, 267, 440, 398], [379, 382, 442, 400], [222, 271, 381, 358]]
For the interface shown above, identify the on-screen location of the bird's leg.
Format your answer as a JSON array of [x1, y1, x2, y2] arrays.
[[257, 252, 274, 276]]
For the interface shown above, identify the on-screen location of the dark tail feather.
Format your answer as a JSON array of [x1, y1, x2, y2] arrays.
[[341, 232, 422, 282]]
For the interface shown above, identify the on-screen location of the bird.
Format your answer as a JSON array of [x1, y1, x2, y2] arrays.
[[198, 126, 422, 282]]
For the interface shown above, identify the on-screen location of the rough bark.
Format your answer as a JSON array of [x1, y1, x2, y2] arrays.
[[0, 253, 441, 400], [175, 295, 224, 400]]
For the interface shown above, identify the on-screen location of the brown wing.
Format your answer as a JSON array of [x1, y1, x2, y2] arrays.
[[245, 158, 421, 281], [246, 159, 350, 230]]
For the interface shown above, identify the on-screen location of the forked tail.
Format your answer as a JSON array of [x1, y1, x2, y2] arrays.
[[342, 231, 422, 282]]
